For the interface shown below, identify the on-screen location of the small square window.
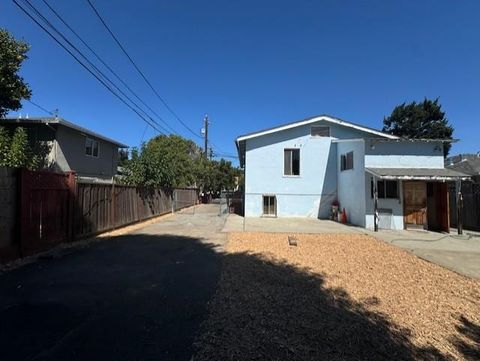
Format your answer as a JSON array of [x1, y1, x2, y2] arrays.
[[263, 195, 276, 216], [311, 126, 330, 137]]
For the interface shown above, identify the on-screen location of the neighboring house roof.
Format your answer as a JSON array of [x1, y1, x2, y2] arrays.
[[366, 167, 470, 181], [0, 116, 128, 148], [446, 156, 480, 176], [236, 114, 400, 143]]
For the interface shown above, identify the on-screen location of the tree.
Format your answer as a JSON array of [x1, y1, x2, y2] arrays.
[[0, 28, 31, 117], [382, 98, 454, 156], [8, 127, 37, 169], [122, 133, 242, 192], [0, 126, 11, 167], [122, 135, 202, 188]]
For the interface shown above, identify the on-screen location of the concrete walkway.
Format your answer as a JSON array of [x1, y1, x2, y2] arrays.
[[0, 204, 227, 361], [222, 214, 362, 234], [365, 228, 480, 279], [223, 214, 480, 279]]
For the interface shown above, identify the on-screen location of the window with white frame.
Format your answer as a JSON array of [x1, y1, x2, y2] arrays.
[[263, 195, 276, 216], [85, 137, 99, 157], [340, 151, 354, 171], [284, 148, 300, 176]]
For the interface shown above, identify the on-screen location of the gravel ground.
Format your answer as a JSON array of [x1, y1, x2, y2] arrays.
[[194, 233, 480, 361]]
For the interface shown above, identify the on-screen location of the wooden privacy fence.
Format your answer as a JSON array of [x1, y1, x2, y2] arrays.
[[74, 184, 198, 238], [449, 182, 480, 231], [20, 169, 75, 256], [6, 169, 199, 260]]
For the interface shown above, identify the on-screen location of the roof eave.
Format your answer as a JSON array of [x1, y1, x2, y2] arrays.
[[235, 115, 399, 142]]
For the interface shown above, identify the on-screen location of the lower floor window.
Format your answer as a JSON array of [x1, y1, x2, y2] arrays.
[[263, 195, 276, 216], [371, 179, 399, 199]]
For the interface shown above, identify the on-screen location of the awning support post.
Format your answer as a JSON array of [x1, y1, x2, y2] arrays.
[[373, 176, 378, 232], [457, 180, 463, 235]]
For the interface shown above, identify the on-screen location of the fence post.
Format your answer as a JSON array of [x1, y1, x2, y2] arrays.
[[457, 181, 463, 235], [111, 180, 116, 230], [67, 171, 77, 242]]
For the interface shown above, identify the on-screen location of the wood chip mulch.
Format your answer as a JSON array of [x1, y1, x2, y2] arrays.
[[194, 233, 480, 361]]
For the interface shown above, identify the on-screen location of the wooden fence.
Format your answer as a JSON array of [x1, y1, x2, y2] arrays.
[[449, 182, 480, 231], [0, 168, 199, 262]]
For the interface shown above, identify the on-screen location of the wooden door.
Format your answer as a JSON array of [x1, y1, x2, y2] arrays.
[[403, 181, 427, 229]]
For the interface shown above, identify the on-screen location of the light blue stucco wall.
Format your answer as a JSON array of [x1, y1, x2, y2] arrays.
[[243, 119, 446, 225], [364, 174, 404, 230], [244, 120, 371, 218], [364, 140, 444, 168], [336, 140, 366, 227], [363, 140, 443, 230]]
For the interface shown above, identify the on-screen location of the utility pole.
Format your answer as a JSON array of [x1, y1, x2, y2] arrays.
[[203, 114, 209, 158]]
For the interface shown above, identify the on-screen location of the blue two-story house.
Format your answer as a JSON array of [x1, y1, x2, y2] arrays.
[[235, 115, 468, 232]]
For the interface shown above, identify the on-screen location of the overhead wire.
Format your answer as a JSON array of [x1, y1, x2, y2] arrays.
[[15, 0, 235, 159], [13, 0, 167, 135], [40, 0, 178, 135], [22, 0, 169, 134], [85, 0, 203, 140], [26, 99, 54, 116]]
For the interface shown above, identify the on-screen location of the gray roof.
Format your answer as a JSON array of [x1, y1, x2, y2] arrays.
[[1, 117, 128, 148], [446, 157, 480, 176], [366, 167, 470, 181]]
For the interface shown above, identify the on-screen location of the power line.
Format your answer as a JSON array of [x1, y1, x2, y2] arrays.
[[86, 0, 203, 139], [21, 0, 169, 134], [13, 0, 166, 135], [26, 99, 54, 116], [40, 0, 178, 135]]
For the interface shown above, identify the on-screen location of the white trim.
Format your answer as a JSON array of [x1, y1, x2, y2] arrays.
[[236, 115, 399, 143], [332, 138, 365, 143]]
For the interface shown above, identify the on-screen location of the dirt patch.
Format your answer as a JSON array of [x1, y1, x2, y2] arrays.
[[194, 233, 480, 360]]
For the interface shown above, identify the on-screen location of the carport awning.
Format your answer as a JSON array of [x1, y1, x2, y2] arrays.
[[366, 167, 470, 181]]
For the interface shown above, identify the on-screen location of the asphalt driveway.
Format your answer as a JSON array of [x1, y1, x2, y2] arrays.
[[0, 204, 226, 361]]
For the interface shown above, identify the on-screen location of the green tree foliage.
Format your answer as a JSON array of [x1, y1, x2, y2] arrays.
[[0, 28, 31, 117], [382, 98, 454, 156], [0, 126, 38, 169], [0, 126, 11, 167], [122, 134, 241, 191]]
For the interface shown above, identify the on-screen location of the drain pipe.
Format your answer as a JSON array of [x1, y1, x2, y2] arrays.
[[373, 176, 379, 232]]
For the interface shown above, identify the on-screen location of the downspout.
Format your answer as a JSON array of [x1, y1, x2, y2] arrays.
[[373, 176, 378, 232]]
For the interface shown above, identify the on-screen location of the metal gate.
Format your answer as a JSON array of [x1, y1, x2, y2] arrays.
[[20, 169, 76, 256]]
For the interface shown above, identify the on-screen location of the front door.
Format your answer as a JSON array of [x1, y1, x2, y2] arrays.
[[403, 181, 427, 229]]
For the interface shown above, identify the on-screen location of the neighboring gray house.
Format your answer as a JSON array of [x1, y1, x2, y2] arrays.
[[446, 154, 480, 183], [236, 114, 469, 232], [1, 116, 127, 181]]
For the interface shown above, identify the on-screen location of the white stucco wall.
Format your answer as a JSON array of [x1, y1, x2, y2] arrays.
[[336, 140, 366, 227], [364, 140, 444, 168], [364, 174, 404, 230]]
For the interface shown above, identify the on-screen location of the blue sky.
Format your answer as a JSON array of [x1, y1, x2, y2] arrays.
[[2, 0, 480, 164]]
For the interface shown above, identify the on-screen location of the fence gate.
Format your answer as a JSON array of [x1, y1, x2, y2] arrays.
[[20, 169, 76, 256]]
